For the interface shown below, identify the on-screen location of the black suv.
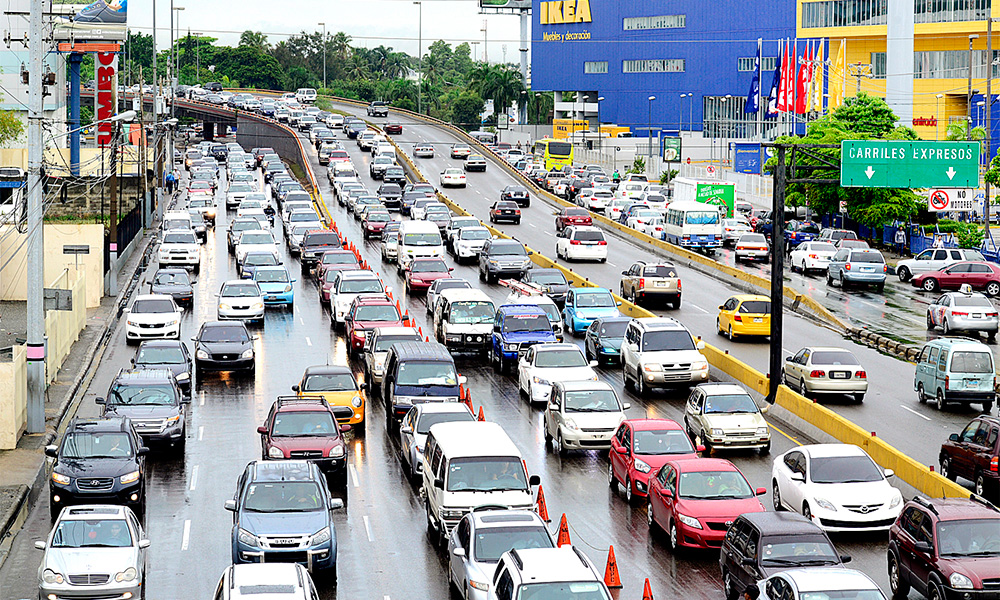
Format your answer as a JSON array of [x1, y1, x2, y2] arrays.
[[478, 239, 533, 283], [888, 495, 1000, 600], [46, 417, 148, 521], [719, 511, 849, 600], [299, 230, 343, 269], [500, 184, 530, 207], [98, 368, 188, 450], [383, 166, 407, 188], [210, 144, 229, 161]]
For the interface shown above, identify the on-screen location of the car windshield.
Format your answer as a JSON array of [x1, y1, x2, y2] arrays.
[[271, 411, 337, 437], [952, 296, 994, 308], [190, 199, 213, 208], [222, 284, 260, 297], [289, 212, 319, 222], [61, 432, 133, 459], [355, 305, 400, 322], [503, 315, 551, 333], [810, 455, 884, 483], [413, 260, 449, 273], [937, 519, 1000, 557], [136, 346, 185, 365], [516, 582, 611, 600], [305, 233, 340, 246], [563, 389, 618, 412], [531, 272, 568, 286], [760, 535, 841, 566], [199, 326, 249, 343], [302, 373, 356, 392], [397, 361, 458, 386], [240, 232, 273, 245], [575, 292, 615, 308], [239, 201, 262, 210], [367, 213, 391, 222], [132, 298, 175, 313], [461, 229, 491, 240], [415, 411, 475, 435], [739, 301, 771, 314], [642, 330, 695, 351], [535, 349, 588, 368], [233, 221, 261, 233], [810, 351, 859, 366], [633, 429, 695, 455], [474, 526, 554, 563], [449, 301, 495, 324], [677, 470, 754, 499], [403, 233, 444, 246], [51, 519, 133, 548], [950, 351, 994, 373], [685, 211, 720, 225], [448, 457, 527, 492], [255, 270, 289, 283], [339, 279, 382, 294], [704, 394, 759, 414], [374, 335, 421, 352], [163, 231, 196, 244], [109, 383, 175, 406], [245, 254, 278, 267], [243, 481, 324, 512], [229, 184, 254, 193], [492, 244, 527, 257], [323, 253, 357, 265]]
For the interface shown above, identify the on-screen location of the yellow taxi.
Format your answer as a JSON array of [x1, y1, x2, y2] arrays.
[[717, 294, 771, 339], [293, 365, 367, 432]]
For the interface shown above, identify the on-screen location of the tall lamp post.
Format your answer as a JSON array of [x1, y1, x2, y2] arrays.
[[413, 2, 422, 115], [172, 6, 184, 90], [319, 22, 327, 90], [969, 34, 980, 140], [596, 96, 604, 149], [936, 93, 944, 140], [647, 95, 656, 164], [679, 93, 688, 135], [194, 33, 201, 84]]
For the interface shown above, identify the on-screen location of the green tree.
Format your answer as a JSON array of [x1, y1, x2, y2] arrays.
[[451, 92, 484, 128], [284, 65, 317, 91], [238, 30, 270, 53], [214, 46, 284, 89], [945, 119, 986, 141], [0, 110, 24, 147]]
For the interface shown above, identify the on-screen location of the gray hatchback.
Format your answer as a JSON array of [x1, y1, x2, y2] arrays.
[[826, 248, 887, 292]]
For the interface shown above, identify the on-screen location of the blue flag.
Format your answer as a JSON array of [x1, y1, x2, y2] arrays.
[[765, 41, 781, 119], [745, 39, 761, 114]]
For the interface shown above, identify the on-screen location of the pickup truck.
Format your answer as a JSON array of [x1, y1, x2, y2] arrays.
[[367, 101, 389, 117]]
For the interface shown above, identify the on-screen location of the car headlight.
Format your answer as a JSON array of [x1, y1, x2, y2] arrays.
[[504, 343, 519, 351], [711, 428, 725, 437], [692, 361, 709, 371], [166, 414, 182, 425], [268, 446, 285, 458], [532, 376, 550, 386], [950, 574, 974, 589], [890, 493, 902, 508], [237, 528, 259, 547], [676, 513, 702, 529], [120, 470, 141, 485], [642, 363, 661, 372], [219, 303, 232, 311], [251, 302, 264, 311], [470, 580, 490, 592], [240, 349, 254, 359], [329, 445, 345, 458], [114, 567, 137, 582], [489, 260, 499, 266], [756, 427, 769, 437], [814, 497, 837, 512], [352, 395, 363, 407], [127, 320, 139, 327], [168, 318, 180, 326], [175, 372, 190, 381], [283, 285, 292, 293], [310, 527, 332, 546], [633, 458, 651, 473], [51, 472, 70, 485], [563, 418, 579, 431], [42, 569, 64, 584], [196, 349, 209, 359]]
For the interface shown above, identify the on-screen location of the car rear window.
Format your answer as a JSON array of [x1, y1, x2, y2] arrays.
[[850, 251, 884, 263], [952, 296, 994, 308], [738, 301, 770, 314], [810, 351, 859, 365], [573, 230, 604, 242], [950, 351, 993, 373], [305, 232, 341, 246], [641, 265, 677, 277]]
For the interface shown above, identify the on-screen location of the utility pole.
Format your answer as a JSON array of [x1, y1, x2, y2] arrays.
[[109, 124, 120, 297], [847, 62, 873, 95], [319, 22, 327, 90], [412, 3, 422, 115], [26, 0, 45, 434], [970, 34, 981, 141]]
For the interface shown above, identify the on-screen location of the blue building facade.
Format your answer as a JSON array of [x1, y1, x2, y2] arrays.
[[531, 0, 798, 137]]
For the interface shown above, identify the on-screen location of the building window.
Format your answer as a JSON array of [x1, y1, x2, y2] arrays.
[[623, 59, 685, 73], [915, 0, 990, 23], [871, 52, 886, 78], [703, 95, 758, 139], [623, 14, 685, 30], [738, 57, 778, 72], [801, 0, 888, 27], [914, 49, 1000, 78], [584, 61, 608, 74]]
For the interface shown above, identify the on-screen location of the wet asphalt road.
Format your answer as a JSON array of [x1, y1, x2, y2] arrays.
[[0, 117, 955, 600]]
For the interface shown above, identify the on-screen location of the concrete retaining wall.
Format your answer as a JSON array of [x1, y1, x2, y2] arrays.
[[0, 346, 26, 450]]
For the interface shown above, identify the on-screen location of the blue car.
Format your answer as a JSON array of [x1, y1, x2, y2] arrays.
[[253, 266, 295, 306], [225, 461, 342, 574], [784, 220, 819, 248], [563, 287, 622, 335], [584, 315, 630, 365], [491, 304, 558, 374]]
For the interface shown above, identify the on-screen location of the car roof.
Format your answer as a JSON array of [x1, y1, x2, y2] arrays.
[[60, 505, 131, 520], [696, 383, 752, 396], [626, 418, 684, 432], [507, 547, 598, 583], [388, 341, 452, 361], [302, 365, 352, 376], [201, 320, 249, 330], [470, 509, 545, 528], [339, 270, 380, 279], [114, 367, 175, 384], [781, 568, 879, 593], [67, 416, 131, 434], [573, 287, 611, 294], [137, 339, 186, 349], [923, 337, 992, 349], [536, 343, 583, 353], [414, 403, 477, 416], [439, 288, 491, 303], [558, 380, 614, 393], [738, 511, 819, 533], [371, 326, 420, 337], [228, 563, 307, 595], [567, 225, 602, 233], [799, 444, 866, 458], [911, 495, 1000, 520], [428, 421, 519, 458], [729, 294, 770, 302], [669, 457, 740, 472], [498, 304, 548, 316], [249, 460, 319, 482]]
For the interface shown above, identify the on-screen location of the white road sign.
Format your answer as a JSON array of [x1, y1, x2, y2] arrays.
[[926, 188, 975, 212]]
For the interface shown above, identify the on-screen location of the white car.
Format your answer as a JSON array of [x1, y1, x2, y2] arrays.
[[771, 444, 903, 532], [790, 241, 838, 274], [225, 183, 255, 209], [235, 230, 277, 264], [235, 200, 264, 218], [734, 233, 771, 263], [578, 188, 613, 212], [452, 226, 491, 261], [414, 143, 434, 158], [439, 168, 467, 188], [555, 226, 608, 262], [158, 229, 200, 271], [606, 198, 633, 222], [638, 217, 666, 240], [216, 280, 265, 323], [517, 343, 598, 404], [721, 218, 753, 246], [125, 294, 183, 344], [399, 403, 476, 480], [285, 210, 323, 233], [625, 209, 662, 229], [329, 270, 390, 326], [325, 114, 344, 128], [544, 380, 627, 454], [756, 569, 888, 600]]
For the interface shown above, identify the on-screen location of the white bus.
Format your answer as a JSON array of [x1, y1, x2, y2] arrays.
[[664, 201, 723, 252]]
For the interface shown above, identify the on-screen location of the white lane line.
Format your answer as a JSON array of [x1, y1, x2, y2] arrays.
[[305, 337, 312, 346], [543, 231, 554, 237], [363, 515, 374, 542], [688, 303, 709, 314], [189, 465, 199, 491], [181, 520, 191, 551], [199, 393, 205, 407], [899, 404, 932, 421], [299, 317, 304, 325], [198, 426, 204, 441], [529, 223, 537, 228], [384, 596, 391, 600], [348, 464, 360, 488]]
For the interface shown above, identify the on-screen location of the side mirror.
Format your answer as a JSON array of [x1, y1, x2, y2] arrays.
[[621, 270, 628, 275], [589, 360, 599, 368], [622, 402, 631, 410], [452, 547, 466, 558], [755, 487, 767, 496], [696, 341, 705, 350], [883, 469, 895, 479], [291, 384, 300, 392], [840, 554, 852, 564], [137, 446, 150, 455], [661, 487, 674, 498], [696, 444, 706, 453], [359, 382, 368, 391], [914, 541, 933, 554], [791, 472, 806, 482], [340, 424, 352, 433], [527, 250, 534, 256], [785, 356, 792, 362], [948, 433, 960, 442], [458, 375, 467, 386], [615, 445, 628, 454], [741, 557, 756, 567], [330, 497, 345, 510], [257, 426, 268, 434], [224, 499, 237, 512], [44, 445, 58, 458], [181, 396, 191, 404], [138, 539, 151, 549], [95, 397, 106, 405], [529, 474, 541, 486], [35, 541, 46, 550], [433, 477, 444, 489], [401, 425, 413, 434], [449, 267, 454, 272], [176, 306, 185, 313]]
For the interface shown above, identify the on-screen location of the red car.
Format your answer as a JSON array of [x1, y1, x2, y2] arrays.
[[188, 180, 214, 195], [555, 207, 593, 231], [316, 250, 362, 290], [362, 212, 394, 238], [647, 458, 766, 552], [345, 295, 407, 352], [256, 395, 351, 480], [912, 261, 1000, 296], [405, 258, 454, 292], [384, 122, 403, 135], [489, 201, 522, 224], [609, 419, 702, 503]]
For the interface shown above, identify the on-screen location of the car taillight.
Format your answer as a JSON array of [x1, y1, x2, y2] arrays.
[[639, 278, 645, 289], [945, 375, 950, 390], [810, 370, 826, 378], [598, 240, 607, 245], [677, 280, 682, 291], [883, 264, 888, 273], [715, 234, 722, 239], [570, 240, 581, 245], [992, 456, 998, 473], [952, 312, 969, 317], [734, 315, 743, 322], [845, 263, 852, 271], [855, 371, 867, 379], [808, 254, 818, 259], [988, 312, 999, 317], [736, 246, 745, 251]]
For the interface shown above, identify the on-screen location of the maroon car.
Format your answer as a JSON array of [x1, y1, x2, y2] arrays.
[[939, 415, 999, 498], [257, 396, 350, 480], [555, 207, 593, 232], [405, 258, 454, 292], [384, 122, 403, 135], [345, 295, 407, 352], [315, 250, 361, 286], [912, 261, 1000, 296], [362, 212, 394, 239]]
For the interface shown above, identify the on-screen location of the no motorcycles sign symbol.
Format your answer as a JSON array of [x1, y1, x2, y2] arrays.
[[929, 190, 950, 211]]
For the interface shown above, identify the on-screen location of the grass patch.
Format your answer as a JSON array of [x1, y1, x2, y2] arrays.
[[44, 214, 107, 225]]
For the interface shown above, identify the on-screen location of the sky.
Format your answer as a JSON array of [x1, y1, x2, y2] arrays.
[[128, 0, 527, 65]]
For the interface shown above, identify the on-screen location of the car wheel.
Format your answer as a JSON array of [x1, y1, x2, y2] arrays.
[[826, 272, 834, 286], [975, 471, 988, 496], [984, 401, 994, 413], [717, 318, 725, 336], [854, 393, 865, 403], [942, 319, 952, 335], [723, 571, 740, 600], [802, 502, 812, 522], [636, 369, 648, 397], [556, 432, 567, 457], [625, 478, 635, 504], [646, 499, 657, 532], [875, 283, 885, 293], [922, 278, 939, 292], [928, 582, 944, 600], [800, 260, 807, 274], [668, 520, 680, 553], [728, 325, 735, 340], [917, 383, 927, 403], [889, 553, 911, 598], [608, 462, 617, 490], [988, 282, 1000, 297], [772, 480, 783, 510], [936, 389, 947, 411], [940, 456, 956, 481], [927, 313, 936, 330]]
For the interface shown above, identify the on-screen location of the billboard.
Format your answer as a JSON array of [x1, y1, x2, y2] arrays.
[[734, 143, 762, 174], [662, 137, 681, 162], [480, 0, 532, 10], [54, 0, 128, 44], [95, 51, 118, 147]]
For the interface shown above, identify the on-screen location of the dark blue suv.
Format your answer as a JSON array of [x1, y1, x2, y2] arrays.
[[225, 461, 343, 578], [491, 304, 558, 374]]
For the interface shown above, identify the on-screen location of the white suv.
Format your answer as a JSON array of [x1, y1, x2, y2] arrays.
[[621, 317, 708, 396], [158, 229, 200, 272], [125, 294, 183, 344], [489, 546, 613, 600], [213, 564, 319, 600]]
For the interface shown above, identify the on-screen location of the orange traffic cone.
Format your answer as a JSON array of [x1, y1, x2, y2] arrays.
[[536, 485, 550, 521], [462, 389, 473, 412], [418, 326, 423, 337], [395, 300, 402, 313], [556, 513, 571, 547], [642, 579, 653, 600], [604, 546, 622, 588], [425, 336, 430, 342], [477, 406, 485, 421]]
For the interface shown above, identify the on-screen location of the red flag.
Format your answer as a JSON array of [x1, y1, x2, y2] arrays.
[[776, 40, 789, 112], [795, 42, 810, 114]]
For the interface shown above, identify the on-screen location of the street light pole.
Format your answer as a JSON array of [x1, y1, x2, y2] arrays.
[[936, 93, 944, 140], [597, 96, 604, 150], [647, 95, 656, 165], [413, 2, 422, 115], [172, 6, 184, 94], [195, 33, 200, 84], [319, 22, 326, 90], [679, 93, 687, 135], [969, 34, 980, 141]]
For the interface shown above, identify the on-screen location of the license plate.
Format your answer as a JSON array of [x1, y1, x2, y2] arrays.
[[973, 313, 982, 318], [654, 281, 667, 287], [831, 372, 848, 379], [583, 241, 598, 245], [753, 317, 763, 323], [272, 538, 298, 545], [267, 296, 278, 301], [966, 380, 980, 388], [861, 267, 874, 272]]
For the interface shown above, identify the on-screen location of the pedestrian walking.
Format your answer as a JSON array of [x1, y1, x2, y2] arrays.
[[894, 226, 906, 256], [164, 171, 176, 194], [933, 234, 944, 248]]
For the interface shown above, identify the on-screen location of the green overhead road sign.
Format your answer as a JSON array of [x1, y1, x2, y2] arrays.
[[840, 140, 980, 188]]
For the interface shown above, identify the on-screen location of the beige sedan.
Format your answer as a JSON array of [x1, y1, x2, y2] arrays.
[[782, 347, 868, 403]]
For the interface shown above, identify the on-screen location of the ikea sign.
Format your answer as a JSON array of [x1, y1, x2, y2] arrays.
[[539, 0, 591, 24]]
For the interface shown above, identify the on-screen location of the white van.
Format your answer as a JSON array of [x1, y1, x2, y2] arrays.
[[295, 88, 317, 104], [432, 288, 496, 354], [162, 211, 193, 232], [397, 220, 444, 270], [328, 162, 357, 184], [421, 421, 539, 545]]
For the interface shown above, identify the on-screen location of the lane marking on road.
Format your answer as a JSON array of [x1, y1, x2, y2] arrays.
[[768, 422, 800, 446], [363, 515, 374, 542], [529, 223, 537, 228], [899, 404, 932, 421], [305, 337, 312, 347], [199, 393, 205, 407], [299, 317, 304, 325], [687, 303, 709, 314], [181, 520, 191, 551], [543, 231, 554, 237], [198, 426, 204, 441], [348, 464, 360, 488], [189, 465, 199, 491]]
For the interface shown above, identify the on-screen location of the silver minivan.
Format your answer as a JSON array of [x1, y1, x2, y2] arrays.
[[914, 338, 995, 413]]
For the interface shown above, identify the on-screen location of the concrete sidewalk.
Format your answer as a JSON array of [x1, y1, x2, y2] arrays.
[[0, 208, 163, 569]]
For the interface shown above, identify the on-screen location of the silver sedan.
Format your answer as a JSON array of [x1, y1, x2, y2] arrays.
[[927, 290, 999, 339]]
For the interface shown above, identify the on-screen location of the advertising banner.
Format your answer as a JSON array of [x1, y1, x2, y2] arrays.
[[696, 182, 736, 218], [54, 0, 128, 43], [661, 137, 681, 162], [481, 0, 532, 9], [734, 143, 762, 174], [95, 51, 118, 147]]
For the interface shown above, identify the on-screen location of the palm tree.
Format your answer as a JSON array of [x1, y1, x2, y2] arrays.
[[467, 64, 524, 118], [332, 32, 352, 62], [946, 119, 987, 141], [239, 30, 269, 53]]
